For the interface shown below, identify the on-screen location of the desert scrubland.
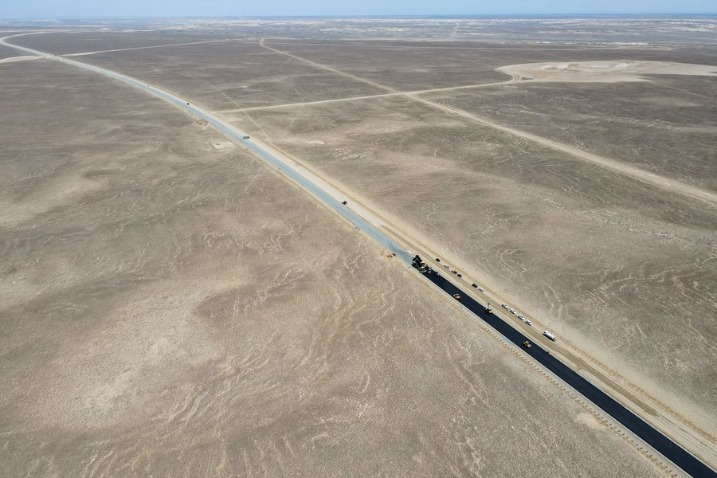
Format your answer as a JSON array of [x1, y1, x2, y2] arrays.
[[0, 53, 666, 477], [2, 18, 716, 475]]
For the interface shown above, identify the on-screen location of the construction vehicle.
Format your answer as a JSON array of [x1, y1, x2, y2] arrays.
[[412, 255, 428, 272], [522, 341, 532, 348]]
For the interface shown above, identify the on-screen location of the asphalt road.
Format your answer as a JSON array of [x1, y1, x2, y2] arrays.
[[2, 34, 714, 478], [0, 35, 413, 265], [415, 263, 716, 478]]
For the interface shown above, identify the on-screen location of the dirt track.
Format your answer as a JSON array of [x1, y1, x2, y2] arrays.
[[262, 40, 717, 208]]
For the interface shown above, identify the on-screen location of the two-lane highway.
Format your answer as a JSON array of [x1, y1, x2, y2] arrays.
[[0, 34, 414, 265]]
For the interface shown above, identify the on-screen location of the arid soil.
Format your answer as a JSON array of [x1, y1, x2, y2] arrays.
[[424, 76, 717, 192], [0, 55, 665, 476], [263, 40, 717, 91], [224, 91, 717, 436], [10, 30, 229, 55], [0, 43, 22, 59], [497, 60, 717, 82], [82, 41, 387, 110], [195, 39, 717, 440]]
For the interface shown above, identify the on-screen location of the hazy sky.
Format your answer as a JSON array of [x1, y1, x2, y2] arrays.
[[2, 0, 715, 18]]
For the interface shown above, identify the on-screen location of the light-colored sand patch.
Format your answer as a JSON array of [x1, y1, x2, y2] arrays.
[[498, 60, 717, 83], [208, 138, 235, 150], [305, 139, 325, 145], [0, 55, 40, 64], [575, 411, 607, 430]]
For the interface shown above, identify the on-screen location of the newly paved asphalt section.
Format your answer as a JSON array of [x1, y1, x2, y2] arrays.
[[2, 35, 715, 478], [415, 264, 717, 478]]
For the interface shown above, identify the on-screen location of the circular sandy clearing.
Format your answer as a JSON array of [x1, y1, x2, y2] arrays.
[[498, 60, 717, 83]]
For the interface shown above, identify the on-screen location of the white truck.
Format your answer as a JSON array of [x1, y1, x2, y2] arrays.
[[543, 330, 557, 342]]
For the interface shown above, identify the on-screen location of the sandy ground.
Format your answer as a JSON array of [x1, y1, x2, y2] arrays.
[[424, 78, 717, 192], [0, 57, 667, 477], [497, 60, 717, 82], [0, 55, 40, 64], [56, 40, 388, 110], [10, 30, 230, 55], [224, 88, 717, 440], [0, 43, 23, 59], [265, 40, 717, 91], [38, 31, 715, 442]]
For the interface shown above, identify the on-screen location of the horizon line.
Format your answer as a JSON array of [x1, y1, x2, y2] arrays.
[[2, 13, 717, 21]]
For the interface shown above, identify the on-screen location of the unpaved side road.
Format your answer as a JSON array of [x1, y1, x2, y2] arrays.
[[260, 39, 717, 209], [405, 92, 717, 208]]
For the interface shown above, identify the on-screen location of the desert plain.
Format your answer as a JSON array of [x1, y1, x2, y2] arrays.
[[1, 17, 716, 477]]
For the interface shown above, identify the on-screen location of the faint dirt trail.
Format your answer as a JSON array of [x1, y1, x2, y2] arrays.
[[259, 39, 399, 94], [259, 39, 717, 209], [218, 80, 517, 114], [0, 56, 40, 64], [65, 39, 244, 57], [405, 93, 717, 207], [220, 92, 404, 113]]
